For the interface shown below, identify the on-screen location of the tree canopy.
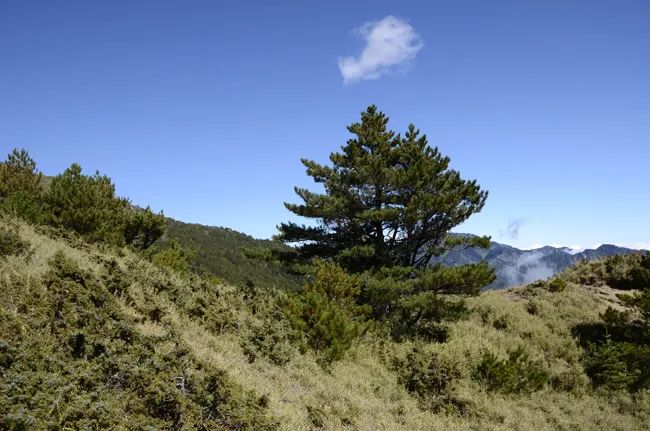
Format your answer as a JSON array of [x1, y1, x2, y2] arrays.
[[278, 105, 490, 272], [0, 149, 166, 250]]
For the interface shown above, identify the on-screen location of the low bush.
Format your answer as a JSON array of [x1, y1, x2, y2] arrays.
[[149, 240, 194, 274], [241, 315, 299, 365], [582, 339, 650, 392], [560, 252, 649, 290], [547, 277, 567, 292], [362, 263, 493, 342], [475, 347, 548, 394], [285, 259, 370, 362], [0, 227, 29, 258], [393, 346, 460, 412]]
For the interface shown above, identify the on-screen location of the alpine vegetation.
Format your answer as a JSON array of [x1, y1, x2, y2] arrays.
[[1, 106, 649, 430]]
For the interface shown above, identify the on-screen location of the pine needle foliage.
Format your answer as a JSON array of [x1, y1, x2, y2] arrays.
[[0, 149, 166, 250], [277, 105, 490, 272], [475, 347, 549, 394], [285, 259, 370, 362], [278, 107, 495, 348], [0, 148, 45, 222], [47, 163, 131, 244]]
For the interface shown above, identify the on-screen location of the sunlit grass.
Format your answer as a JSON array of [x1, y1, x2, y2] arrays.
[[2, 216, 648, 430]]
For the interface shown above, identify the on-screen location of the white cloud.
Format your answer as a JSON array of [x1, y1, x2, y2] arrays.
[[499, 251, 555, 287], [549, 243, 584, 253], [338, 16, 423, 84], [620, 242, 650, 251]]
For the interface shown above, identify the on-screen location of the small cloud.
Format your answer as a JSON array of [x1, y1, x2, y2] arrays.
[[338, 16, 423, 84], [567, 244, 583, 253], [620, 241, 650, 251], [499, 218, 526, 240]]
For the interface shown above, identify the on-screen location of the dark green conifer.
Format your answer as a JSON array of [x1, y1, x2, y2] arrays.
[[46, 163, 166, 248], [0, 148, 44, 221], [278, 105, 490, 272], [47, 163, 128, 244], [279, 107, 496, 344]]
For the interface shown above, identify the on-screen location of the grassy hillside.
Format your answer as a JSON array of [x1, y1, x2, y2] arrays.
[[2, 215, 649, 430]]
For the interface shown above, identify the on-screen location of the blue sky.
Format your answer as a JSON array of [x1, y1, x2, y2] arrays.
[[1, 1, 648, 249]]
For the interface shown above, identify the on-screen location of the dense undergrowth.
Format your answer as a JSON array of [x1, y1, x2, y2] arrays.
[[0, 219, 277, 430]]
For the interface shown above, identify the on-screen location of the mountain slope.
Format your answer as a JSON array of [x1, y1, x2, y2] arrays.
[[160, 220, 643, 292], [2, 216, 649, 430], [156, 219, 302, 291]]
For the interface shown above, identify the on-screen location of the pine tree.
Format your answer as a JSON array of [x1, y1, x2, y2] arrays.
[[46, 163, 166, 247], [0, 148, 44, 220], [47, 163, 128, 244], [277, 105, 490, 272]]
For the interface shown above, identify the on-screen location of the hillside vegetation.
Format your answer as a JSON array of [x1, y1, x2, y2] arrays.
[[2, 216, 649, 430], [157, 219, 302, 292], [1, 104, 649, 430]]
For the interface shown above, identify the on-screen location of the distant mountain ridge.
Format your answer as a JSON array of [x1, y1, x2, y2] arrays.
[[437, 237, 645, 290], [161, 218, 644, 292]]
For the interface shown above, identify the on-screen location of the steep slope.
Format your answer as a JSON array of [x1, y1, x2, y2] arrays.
[[0, 219, 277, 430], [2, 216, 649, 430]]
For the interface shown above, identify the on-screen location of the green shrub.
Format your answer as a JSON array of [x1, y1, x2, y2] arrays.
[[391, 292, 465, 342], [547, 277, 567, 292], [123, 206, 167, 250], [287, 291, 360, 362], [361, 264, 491, 342], [475, 347, 548, 394], [526, 300, 540, 315], [572, 253, 650, 393], [285, 260, 370, 362], [393, 346, 460, 412], [150, 240, 194, 274], [560, 253, 649, 290], [173, 277, 239, 334], [0, 227, 29, 258], [241, 316, 298, 366], [604, 253, 650, 291], [582, 339, 647, 391]]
